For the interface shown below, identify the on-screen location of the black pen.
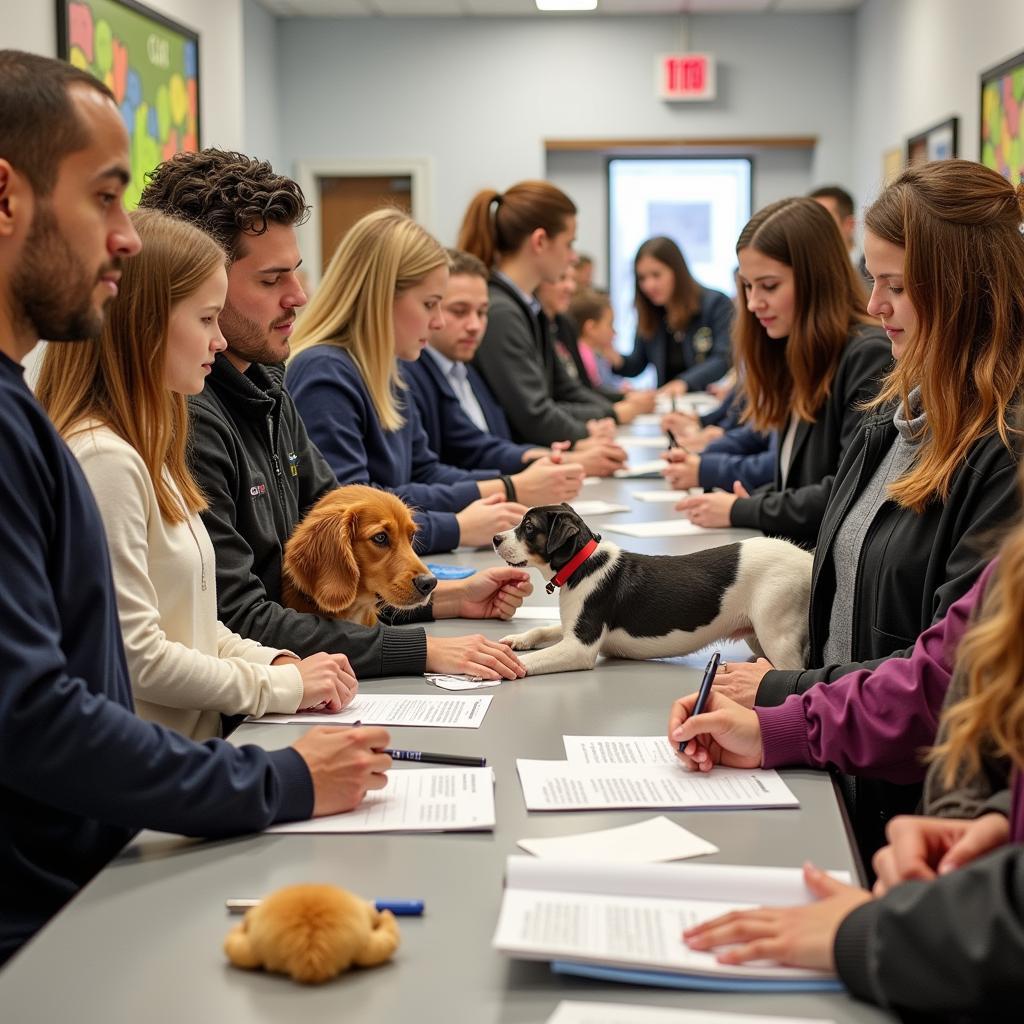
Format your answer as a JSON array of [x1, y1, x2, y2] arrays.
[[385, 749, 486, 767], [679, 650, 720, 751], [665, 429, 678, 450]]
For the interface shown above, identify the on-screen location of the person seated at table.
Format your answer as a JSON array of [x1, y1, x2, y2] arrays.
[[457, 179, 621, 447], [604, 236, 734, 397], [668, 480, 1024, 1016], [139, 149, 528, 683], [0, 49, 392, 967], [536, 267, 654, 424], [676, 161, 1024, 857], [663, 422, 776, 495], [36, 210, 359, 741], [677, 197, 892, 544], [286, 208, 587, 553], [403, 250, 604, 488]]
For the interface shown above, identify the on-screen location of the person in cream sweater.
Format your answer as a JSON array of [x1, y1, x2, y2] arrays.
[[36, 209, 357, 740]]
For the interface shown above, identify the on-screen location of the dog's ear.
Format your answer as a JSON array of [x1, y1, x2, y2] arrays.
[[544, 511, 581, 561], [283, 503, 360, 615]]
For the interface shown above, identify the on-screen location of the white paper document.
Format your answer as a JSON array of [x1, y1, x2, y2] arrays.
[[563, 735, 679, 766], [512, 605, 561, 621], [515, 760, 799, 811], [615, 435, 671, 450], [517, 816, 718, 863], [493, 857, 847, 984], [255, 693, 492, 728], [269, 767, 495, 834], [582, 476, 602, 486], [612, 460, 666, 479], [604, 518, 735, 538], [631, 489, 688, 503], [547, 1001, 835, 1024], [570, 500, 631, 516]]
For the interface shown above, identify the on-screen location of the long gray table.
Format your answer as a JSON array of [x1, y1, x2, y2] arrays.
[[0, 425, 895, 1024]]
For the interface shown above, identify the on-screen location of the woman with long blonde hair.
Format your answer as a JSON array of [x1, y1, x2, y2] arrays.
[[678, 162, 1024, 857], [37, 209, 357, 740], [286, 207, 582, 555]]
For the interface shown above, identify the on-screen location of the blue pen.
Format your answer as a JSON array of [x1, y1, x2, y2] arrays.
[[679, 650, 720, 751], [226, 898, 424, 916]]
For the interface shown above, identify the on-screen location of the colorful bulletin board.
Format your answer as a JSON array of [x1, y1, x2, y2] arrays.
[[57, 0, 200, 208], [980, 49, 1024, 185]]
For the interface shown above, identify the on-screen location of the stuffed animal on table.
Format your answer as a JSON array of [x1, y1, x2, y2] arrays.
[[224, 883, 400, 984]]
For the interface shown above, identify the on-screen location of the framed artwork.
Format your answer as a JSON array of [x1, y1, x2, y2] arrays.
[[980, 49, 1024, 185], [56, 0, 200, 208], [882, 147, 904, 186], [906, 116, 958, 168]]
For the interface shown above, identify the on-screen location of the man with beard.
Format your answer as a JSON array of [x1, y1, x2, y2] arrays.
[[0, 50, 393, 966], [138, 150, 529, 684]]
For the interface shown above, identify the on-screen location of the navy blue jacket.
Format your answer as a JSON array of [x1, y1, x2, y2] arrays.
[[0, 353, 312, 965], [286, 345, 484, 554], [403, 350, 533, 475], [698, 427, 777, 492], [620, 288, 735, 390]]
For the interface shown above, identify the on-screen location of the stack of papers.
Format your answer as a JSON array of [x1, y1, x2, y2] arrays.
[[511, 606, 561, 621], [269, 767, 495, 834], [615, 435, 671, 450], [569, 500, 631, 516], [631, 489, 688, 503], [255, 693, 492, 728], [493, 856, 845, 989], [612, 460, 666, 479], [516, 760, 799, 811]]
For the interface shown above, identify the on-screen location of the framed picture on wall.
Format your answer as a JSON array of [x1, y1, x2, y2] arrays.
[[905, 116, 958, 168], [56, 0, 200, 208], [980, 49, 1024, 185]]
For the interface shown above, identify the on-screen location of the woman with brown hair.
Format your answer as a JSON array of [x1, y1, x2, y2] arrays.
[[673, 160, 1024, 857], [677, 197, 892, 542], [458, 180, 626, 452], [610, 235, 735, 395], [36, 209, 359, 740]]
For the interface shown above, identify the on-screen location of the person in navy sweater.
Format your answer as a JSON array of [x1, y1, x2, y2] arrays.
[[287, 210, 583, 555], [404, 249, 627, 480], [0, 50, 392, 966]]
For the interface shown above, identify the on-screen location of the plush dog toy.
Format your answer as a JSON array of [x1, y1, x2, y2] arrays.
[[224, 883, 400, 984]]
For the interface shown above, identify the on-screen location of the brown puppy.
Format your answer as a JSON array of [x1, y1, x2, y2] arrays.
[[283, 485, 437, 626]]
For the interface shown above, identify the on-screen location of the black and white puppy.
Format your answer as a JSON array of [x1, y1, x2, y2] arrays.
[[493, 504, 812, 676]]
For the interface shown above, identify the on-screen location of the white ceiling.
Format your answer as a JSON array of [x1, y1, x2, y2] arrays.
[[257, 0, 860, 17]]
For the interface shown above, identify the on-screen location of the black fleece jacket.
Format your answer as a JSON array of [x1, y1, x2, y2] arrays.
[[187, 355, 427, 679]]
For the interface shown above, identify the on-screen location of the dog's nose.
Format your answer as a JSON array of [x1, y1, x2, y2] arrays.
[[492, 534, 503, 549], [412, 573, 438, 597]]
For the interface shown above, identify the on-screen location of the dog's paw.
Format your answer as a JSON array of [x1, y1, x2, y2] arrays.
[[499, 632, 534, 651]]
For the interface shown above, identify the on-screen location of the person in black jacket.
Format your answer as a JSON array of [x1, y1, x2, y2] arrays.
[[0, 49, 391, 965], [457, 180, 621, 447], [678, 197, 891, 543], [710, 162, 1024, 857], [608, 235, 735, 396], [139, 152, 529, 682]]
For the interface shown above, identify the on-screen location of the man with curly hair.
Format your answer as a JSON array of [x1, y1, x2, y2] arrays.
[[139, 150, 529, 686]]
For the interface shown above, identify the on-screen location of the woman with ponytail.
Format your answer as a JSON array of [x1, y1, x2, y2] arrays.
[[458, 181, 625, 452]]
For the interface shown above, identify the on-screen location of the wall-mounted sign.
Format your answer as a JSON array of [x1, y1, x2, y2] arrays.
[[656, 53, 716, 101]]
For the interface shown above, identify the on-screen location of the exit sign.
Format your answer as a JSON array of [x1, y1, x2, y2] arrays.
[[657, 53, 716, 101]]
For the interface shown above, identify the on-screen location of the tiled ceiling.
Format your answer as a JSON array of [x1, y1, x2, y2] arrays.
[[257, 0, 860, 16]]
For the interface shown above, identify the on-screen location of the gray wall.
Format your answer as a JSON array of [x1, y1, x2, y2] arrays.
[[243, 0, 282, 170], [275, 12, 858, 251]]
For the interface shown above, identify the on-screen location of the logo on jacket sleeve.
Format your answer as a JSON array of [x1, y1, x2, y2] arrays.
[[249, 481, 268, 498]]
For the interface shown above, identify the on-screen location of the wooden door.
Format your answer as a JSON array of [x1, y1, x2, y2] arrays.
[[318, 175, 413, 273]]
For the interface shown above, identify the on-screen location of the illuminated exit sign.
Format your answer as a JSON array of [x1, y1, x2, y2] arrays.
[[656, 53, 716, 101]]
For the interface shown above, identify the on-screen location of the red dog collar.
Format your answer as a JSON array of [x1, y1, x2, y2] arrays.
[[545, 538, 600, 594]]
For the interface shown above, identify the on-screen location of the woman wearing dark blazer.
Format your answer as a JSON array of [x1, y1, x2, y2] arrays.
[[678, 197, 891, 544], [609, 236, 735, 395]]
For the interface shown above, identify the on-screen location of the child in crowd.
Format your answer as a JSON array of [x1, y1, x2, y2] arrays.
[[36, 210, 357, 741]]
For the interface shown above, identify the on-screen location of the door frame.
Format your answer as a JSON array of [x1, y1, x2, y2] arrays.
[[295, 158, 434, 288]]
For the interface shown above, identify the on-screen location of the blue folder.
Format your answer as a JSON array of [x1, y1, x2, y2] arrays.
[[551, 960, 842, 993]]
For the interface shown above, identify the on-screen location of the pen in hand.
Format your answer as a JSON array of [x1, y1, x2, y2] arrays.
[[385, 749, 486, 767], [678, 650, 721, 752]]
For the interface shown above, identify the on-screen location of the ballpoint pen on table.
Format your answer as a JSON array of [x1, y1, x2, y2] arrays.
[[678, 650, 720, 751]]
